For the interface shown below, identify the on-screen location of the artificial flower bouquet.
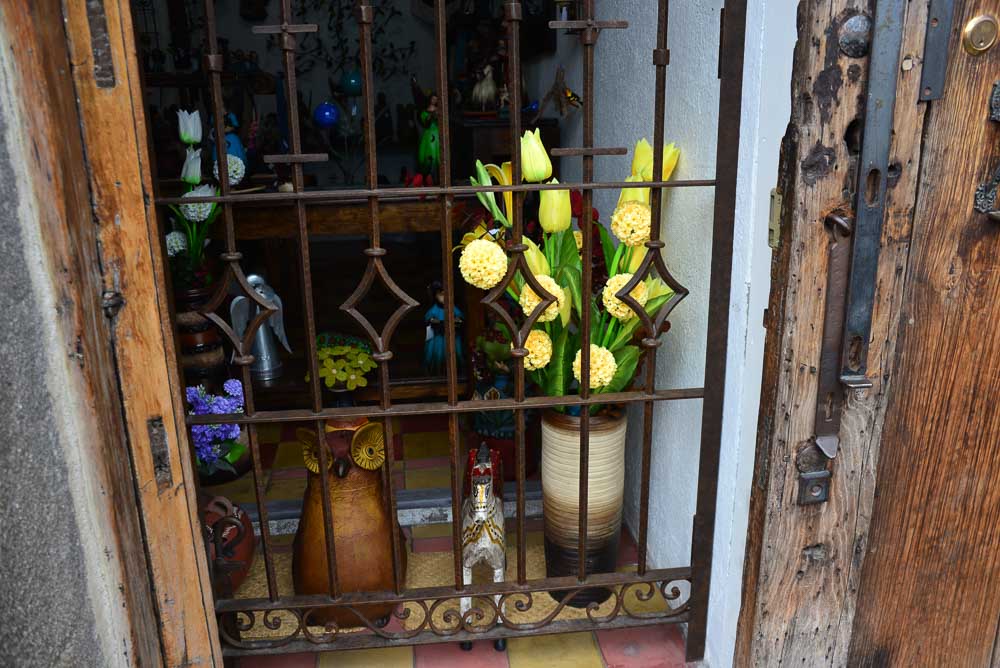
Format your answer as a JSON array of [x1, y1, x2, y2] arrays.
[[458, 132, 680, 410], [186, 379, 247, 476], [165, 109, 246, 288]]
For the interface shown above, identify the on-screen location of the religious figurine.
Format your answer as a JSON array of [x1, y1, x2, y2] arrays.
[[460, 445, 507, 652], [472, 64, 498, 111], [411, 77, 441, 178], [423, 280, 463, 376], [531, 66, 582, 123], [230, 274, 291, 381]]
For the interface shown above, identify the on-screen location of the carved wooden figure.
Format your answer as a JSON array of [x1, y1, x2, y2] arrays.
[[460, 445, 506, 651]]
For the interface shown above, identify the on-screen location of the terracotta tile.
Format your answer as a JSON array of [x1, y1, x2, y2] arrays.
[[411, 523, 453, 539], [406, 456, 453, 470], [595, 624, 687, 668], [412, 535, 456, 553], [317, 646, 412, 668], [507, 632, 604, 668], [238, 652, 315, 668], [415, 639, 510, 668], [618, 527, 638, 567], [399, 414, 450, 432], [393, 471, 406, 490], [404, 467, 451, 490], [393, 434, 404, 461]]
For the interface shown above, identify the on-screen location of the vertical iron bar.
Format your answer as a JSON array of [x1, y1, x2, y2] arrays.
[[686, 0, 747, 660], [275, 0, 339, 598], [637, 0, 670, 578], [356, 0, 403, 595], [204, 0, 279, 602], [576, 0, 596, 583], [434, 0, 465, 592], [505, 1, 528, 586]]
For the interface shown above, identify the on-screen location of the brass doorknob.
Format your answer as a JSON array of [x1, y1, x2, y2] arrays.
[[963, 15, 999, 55]]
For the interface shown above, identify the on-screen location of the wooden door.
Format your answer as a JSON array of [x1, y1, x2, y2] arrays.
[[739, 1, 1000, 665], [847, 2, 1000, 664]]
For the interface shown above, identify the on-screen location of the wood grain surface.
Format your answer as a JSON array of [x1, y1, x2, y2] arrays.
[[848, 1, 1000, 664]]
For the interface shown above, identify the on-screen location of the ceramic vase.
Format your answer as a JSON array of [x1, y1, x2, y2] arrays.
[[541, 408, 626, 607]]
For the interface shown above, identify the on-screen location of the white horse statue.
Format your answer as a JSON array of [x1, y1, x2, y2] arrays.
[[460, 444, 506, 651]]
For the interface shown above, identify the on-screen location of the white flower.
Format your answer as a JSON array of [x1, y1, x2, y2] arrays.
[[178, 109, 202, 145], [179, 184, 217, 223], [181, 148, 202, 185], [165, 231, 187, 257], [213, 154, 246, 187]]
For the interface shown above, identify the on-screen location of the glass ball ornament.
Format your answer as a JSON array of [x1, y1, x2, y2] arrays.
[[339, 70, 363, 96], [313, 102, 340, 129]]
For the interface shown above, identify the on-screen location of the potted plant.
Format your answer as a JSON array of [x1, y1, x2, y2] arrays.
[[187, 379, 251, 486], [309, 334, 378, 407], [457, 134, 680, 605]]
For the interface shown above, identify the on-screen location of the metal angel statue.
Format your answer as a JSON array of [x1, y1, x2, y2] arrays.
[[230, 274, 291, 381]]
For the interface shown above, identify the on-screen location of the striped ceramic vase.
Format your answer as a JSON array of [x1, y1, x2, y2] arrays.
[[541, 408, 627, 607]]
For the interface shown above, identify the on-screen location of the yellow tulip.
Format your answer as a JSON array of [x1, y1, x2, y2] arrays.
[[559, 284, 573, 326], [522, 237, 550, 277], [627, 245, 648, 273], [521, 129, 553, 183], [538, 179, 572, 233], [631, 138, 654, 179], [661, 142, 680, 181], [485, 161, 514, 223], [617, 174, 650, 208]]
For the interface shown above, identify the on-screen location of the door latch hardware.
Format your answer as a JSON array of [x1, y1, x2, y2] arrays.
[[963, 15, 999, 55], [767, 188, 782, 249], [798, 470, 832, 506], [919, 0, 956, 101], [841, 0, 905, 383], [974, 82, 1000, 222]]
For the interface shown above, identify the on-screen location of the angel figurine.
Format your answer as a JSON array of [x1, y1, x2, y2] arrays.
[[230, 274, 291, 381]]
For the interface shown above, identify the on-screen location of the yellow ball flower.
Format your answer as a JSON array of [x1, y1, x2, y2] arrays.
[[574, 230, 583, 251], [611, 200, 652, 247], [520, 329, 553, 370], [460, 238, 508, 290], [602, 272, 649, 321], [572, 344, 618, 389], [519, 274, 565, 323]]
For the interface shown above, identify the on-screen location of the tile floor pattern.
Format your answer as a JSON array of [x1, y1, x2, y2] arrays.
[[211, 417, 689, 667]]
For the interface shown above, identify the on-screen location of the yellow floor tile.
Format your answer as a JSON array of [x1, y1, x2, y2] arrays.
[[402, 431, 450, 459], [411, 523, 453, 539], [507, 632, 604, 668], [317, 645, 413, 668], [205, 475, 259, 505], [255, 422, 282, 444], [404, 467, 451, 491], [265, 477, 307, 502], [272, 441, 306, 470]]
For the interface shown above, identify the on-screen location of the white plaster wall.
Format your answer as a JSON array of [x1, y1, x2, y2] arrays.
[[529, 2, 796, 665]]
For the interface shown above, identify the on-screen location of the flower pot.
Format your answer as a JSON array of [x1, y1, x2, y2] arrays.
[[174, 286, 227, 389], [198, 445, 252, 487], [541, 408, 626, 607]]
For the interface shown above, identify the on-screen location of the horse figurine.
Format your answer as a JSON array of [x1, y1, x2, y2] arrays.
[[460, 444, 506, 651]]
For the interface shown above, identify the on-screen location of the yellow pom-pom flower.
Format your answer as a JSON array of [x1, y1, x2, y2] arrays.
[[611, 200, 652, 247], [519, 274, 565, 323], [520, 329, 553, 370], [572, 344, 618, 389], [459, 238, 508, 290], [602, 272, 648, 321]]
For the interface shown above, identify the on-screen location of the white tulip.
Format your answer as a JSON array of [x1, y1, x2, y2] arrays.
[[178, 109, 202, 145], [181, 148, 202, 185]]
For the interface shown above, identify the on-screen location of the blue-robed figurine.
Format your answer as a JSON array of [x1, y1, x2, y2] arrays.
[[423, 280, 463, 376]]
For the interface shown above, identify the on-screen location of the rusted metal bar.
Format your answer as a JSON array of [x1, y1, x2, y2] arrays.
[[577, 0, 597, 583], [154, 178, 716, 206], [240, 366, 279, 599], [550, 146, 628, 157], [685, 0, 747, 660], [637, 0, 670, 578], [187, 388, 705, 425]]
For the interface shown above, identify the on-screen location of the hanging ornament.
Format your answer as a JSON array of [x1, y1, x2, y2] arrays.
[[339, 70, 364, 97], [313, 102, 340, 129]]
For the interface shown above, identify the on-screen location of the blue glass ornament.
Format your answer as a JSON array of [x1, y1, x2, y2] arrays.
[[313, 102, 340, 129], [340, 70, 363, 96]]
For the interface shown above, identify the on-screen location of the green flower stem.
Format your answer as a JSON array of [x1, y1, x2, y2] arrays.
[[602, 318, 618, 349], [609, 242, 625, 277], [622, 246, 633, 274]]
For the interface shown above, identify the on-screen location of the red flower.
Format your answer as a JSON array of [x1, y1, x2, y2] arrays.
[[569, 190, 600, 222]]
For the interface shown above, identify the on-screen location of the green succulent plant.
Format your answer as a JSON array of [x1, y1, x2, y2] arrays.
[[316, 345, 377, 391]]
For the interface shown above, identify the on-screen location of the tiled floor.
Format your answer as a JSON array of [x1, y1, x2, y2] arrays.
[[212, 416, 689, 667]]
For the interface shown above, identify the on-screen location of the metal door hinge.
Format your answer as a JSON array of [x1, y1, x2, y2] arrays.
[[101, 290, 125, 318], [767, 188, 782, 249]]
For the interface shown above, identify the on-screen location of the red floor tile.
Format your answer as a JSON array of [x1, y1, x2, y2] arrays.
[[399, 414, 450, 433], [406, 456, 453, 470], [238, 651, 316, 668], [415, 638, 510, 668], [412, 535, 455, 553], [618, 527, 639, 567], [595, 624, 687, 668]]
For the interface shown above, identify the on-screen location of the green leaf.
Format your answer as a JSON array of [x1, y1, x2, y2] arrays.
[[224, 440, 248, 464], [600, 345, 640, 395], [556, 265, 582, 316], [596, 223, 617, 275], [481, 339, 512, 362], [545, 327, 571, 398]]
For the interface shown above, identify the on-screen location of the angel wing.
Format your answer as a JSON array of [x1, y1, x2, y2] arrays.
[[256, 283, 292, 353], [230, 295, 251, 340]]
